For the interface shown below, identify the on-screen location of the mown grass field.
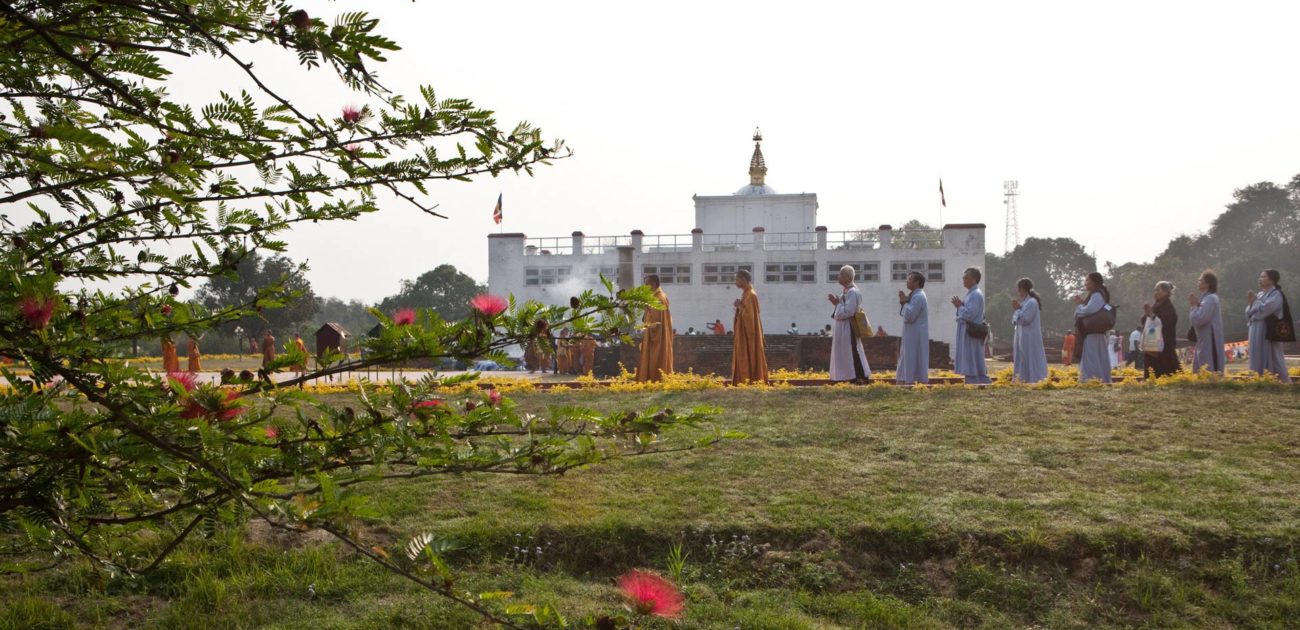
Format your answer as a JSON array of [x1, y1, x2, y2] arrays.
[[4, 385, 1300, 628]]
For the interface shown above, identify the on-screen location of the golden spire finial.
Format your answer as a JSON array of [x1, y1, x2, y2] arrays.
[[748, 127, 767, 186]]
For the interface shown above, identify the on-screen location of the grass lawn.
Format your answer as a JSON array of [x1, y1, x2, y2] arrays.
[[4, 385, 1300, 628]]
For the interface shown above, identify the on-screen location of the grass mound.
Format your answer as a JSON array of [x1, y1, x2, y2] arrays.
[[5, 387, 1300, 628]]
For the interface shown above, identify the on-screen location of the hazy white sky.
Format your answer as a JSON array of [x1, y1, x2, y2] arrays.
[[176, 1, 1300, 302]]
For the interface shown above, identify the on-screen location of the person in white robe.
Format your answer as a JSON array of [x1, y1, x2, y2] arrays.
[[1011, 277, 1049, 383], [827, 265, 871, 383], [950, 267, 990, 384], [1072, 272, 1113, 383], [1245, 269, 1292, 382], [1187, 270, 1226, 375], [896, 271, 929, 384]]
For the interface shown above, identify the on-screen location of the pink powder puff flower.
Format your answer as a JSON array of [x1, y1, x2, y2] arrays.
[[265, 425, 279, 440], [18, 294, 58, 329], [343, 142, 362, 155], [166, 371, 198, 393], [161, 303, 173, 316], [393, 308, 417, 326], [183, 389, 245, 422], [618, 570, 684, 618], [180, 399, 205, 420], [487, 389, 502, 406], [412, 399, 444, 413], [469, 294, 508, 317], [215, 390, 244, 422], [341, 104, 362, 124]]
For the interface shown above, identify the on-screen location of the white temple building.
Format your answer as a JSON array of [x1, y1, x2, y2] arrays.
[[488, 130, 986, 352]]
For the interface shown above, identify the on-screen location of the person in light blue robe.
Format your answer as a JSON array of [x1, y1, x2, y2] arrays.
[[951, 267, 989, 384], [896, 271, 929, 384], [828, 265, 871, 383], [1011, 277, 1049, 383], [1072, 272, 1113, 383], [1187, 270, 1226, 375], [1245, 269, 1292, 382]]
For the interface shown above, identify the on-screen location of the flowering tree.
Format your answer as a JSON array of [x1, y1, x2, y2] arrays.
[[0, 2, 727, 625]]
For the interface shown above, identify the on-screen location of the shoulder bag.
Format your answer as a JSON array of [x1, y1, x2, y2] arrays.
[[852, 307, 873, 339], [1265, 290, 1296, 342], [1078, 299, 1117, 335]]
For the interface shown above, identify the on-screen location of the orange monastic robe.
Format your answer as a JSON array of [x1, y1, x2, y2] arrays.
[[637, 288, 674, 382], [580, 337, 597, 376], [1061, 333, 1076, 366], [730, 289, 768, 384], [161, 338, 181, 373], [556, 338, 572, 374], [293, 336, 308, 371], [261, 334, 276, 368], [186, 338, 201, 372]]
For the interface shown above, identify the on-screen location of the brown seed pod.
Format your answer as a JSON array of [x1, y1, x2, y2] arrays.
[[290, 9, 310, 29]]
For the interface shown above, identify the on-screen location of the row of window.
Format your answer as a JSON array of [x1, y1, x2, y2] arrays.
[[525, 262, 945, 286]]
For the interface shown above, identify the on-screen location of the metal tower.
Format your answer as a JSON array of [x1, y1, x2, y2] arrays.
[[1003, 180, 1020, 252]]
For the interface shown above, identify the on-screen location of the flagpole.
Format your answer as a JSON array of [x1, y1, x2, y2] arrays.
[[938, 177, 945, 226]]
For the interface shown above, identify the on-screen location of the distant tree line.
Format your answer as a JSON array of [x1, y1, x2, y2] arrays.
[[178, 257, 484, 354], [988, 174, 1300, 347]]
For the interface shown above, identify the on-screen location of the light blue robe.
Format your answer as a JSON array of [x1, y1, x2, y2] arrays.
[[1189, 292, 1225, 375], [897, 289, 929, 384], [1073, 292, 1112, 383], [954, 286, 989, 384], [1245, 288, 1291, 382], [829, 286, 871, 381], [1012, 296, 1049, 383]]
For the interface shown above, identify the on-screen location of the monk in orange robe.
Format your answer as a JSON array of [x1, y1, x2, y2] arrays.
[[261, 331, 277, 368], [636, 275, 674, 382], [293, 334, 308, 373], [730, 269, 768, 384], [556, 329, 572, 374], [161, 337, 181, 373], [186, 336, 202, 372], [578, 334, 597, 376], [1061, 330, 1076, 366]]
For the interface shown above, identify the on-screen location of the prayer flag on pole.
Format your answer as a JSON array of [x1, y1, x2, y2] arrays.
[[492, 193, 503, 225], [939, 179, 947, 208]]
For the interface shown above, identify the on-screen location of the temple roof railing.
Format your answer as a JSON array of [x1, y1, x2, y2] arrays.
[[516, 225, 979, 256]]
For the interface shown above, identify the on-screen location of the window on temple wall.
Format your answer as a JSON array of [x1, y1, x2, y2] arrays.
[[827, 262, 880, 283], [643, 264, 691, 285], [524, 266, 572, 286], [585, 266, 616, 281], [702, 263, 753, 285], [765, 262, 815, 284], [890, 260, 944, 283]]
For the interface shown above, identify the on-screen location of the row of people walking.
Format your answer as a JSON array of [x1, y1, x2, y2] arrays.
[[632, 264, 986, 384], [1069, 269, 1292, 383], [633, 266, 1293, 385]]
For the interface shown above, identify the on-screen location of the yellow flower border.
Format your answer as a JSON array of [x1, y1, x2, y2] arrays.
[[284, 365, 1298, 396]]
